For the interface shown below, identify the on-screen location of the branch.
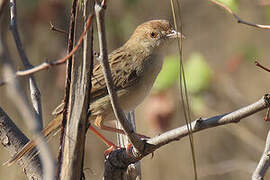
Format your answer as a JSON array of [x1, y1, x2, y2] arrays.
[[0, 5, 53, 179], [0, 14, 94, 87], [0, 106, 42, 179], [58, 1, 94, 179], [104, 94, 270, 178], [3, 63, 55, 180], [95, 0, 145, 155], [10, 0, 43, 127], [210, 0, 270, 30], [252, 130, 270, 180]]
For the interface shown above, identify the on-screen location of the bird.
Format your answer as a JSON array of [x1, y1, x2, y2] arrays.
[[5, 19, 182, 166]]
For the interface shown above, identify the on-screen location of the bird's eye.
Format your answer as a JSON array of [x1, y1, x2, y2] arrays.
[[150, 32, 158, 38]]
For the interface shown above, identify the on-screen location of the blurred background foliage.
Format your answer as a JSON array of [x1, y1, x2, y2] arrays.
[[1, 0, 270, 179]]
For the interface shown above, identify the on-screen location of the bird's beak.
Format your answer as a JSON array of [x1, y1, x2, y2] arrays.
[[166, 30, 185, 39]]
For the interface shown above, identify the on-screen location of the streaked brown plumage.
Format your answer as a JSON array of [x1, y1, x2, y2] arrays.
[[5, 20, 182, 165]]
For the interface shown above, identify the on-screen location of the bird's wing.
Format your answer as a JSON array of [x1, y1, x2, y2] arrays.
[[52, 48, 145, 115], [91, 48, 141, 101]]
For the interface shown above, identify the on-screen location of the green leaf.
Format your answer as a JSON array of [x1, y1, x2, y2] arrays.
[[153, 55, 180, 92], [184, 53, 213, 94]]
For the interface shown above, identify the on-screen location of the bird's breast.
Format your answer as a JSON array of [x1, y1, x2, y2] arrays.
[[119, 54, 164, 111]]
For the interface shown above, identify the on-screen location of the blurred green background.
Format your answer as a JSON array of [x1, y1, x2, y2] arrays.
[[1, 0, 270, 179]]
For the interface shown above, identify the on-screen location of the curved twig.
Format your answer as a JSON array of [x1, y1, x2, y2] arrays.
[[210, 0, 270, 30]]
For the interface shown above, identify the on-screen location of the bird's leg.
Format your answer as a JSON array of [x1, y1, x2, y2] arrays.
[[94, 115, 149, 139], [90, 115, 120, 156], [92, 115, 150, 156]]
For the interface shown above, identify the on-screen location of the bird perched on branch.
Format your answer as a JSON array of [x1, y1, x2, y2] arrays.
[[5, 19, 183, 165]]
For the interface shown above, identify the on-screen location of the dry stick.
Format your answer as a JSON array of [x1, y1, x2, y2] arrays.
[[254, 60, 270, 121], [104, 94, 270, 176], [252, 131, 270, 180], [170, 0, 198, 179], [210, 0, 270, 30], [56, 0, 78, 178], [16, 14, 94, 76], [0, 7, 42, 179], [255, 60, 270, 73], [10, 0, 43, 128], [95, 1, 145, 154], [50, 21, 69, 35], [58, 1, 93, 179]]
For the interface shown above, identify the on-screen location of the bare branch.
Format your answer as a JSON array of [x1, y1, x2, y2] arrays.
[[0, 106, 43, 179], [95, 1, 145, 155], [210, 0, 270, 30], [104, 94, 270, 177], [252, 131, 270, 180], [0, 5, 53, 179], [10, 0, 43, 128]]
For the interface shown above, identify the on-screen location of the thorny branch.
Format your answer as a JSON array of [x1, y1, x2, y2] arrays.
[[210, 0, 270, 30]]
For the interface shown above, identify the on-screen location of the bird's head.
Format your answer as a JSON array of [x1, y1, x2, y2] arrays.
[[125, 20, 183, 54]]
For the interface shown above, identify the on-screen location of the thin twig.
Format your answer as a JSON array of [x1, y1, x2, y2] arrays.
[[0, 14, 94, 87], [56, 0, 79, 178], [255, 60, 270, 73], [10, 0, 43, 128], [210, 0, 270, 30], [9, 1, 55, 179], [0, 7, 43, 179], [95, 1, 145, 154], [50, 21, 68, 35], [252, 131, 270, 180], [170, 0, 198, 179]]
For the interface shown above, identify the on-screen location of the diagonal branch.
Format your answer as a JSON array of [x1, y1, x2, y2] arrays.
[[95, 0, 145, 154], [10, 0, 43, 128], [0, 106, 43, 179], [209, 0, 270, 30], [104, 94, 270, 178]]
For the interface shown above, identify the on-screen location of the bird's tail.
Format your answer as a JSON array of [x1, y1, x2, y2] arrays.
[[3, 113, 63, 166]]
